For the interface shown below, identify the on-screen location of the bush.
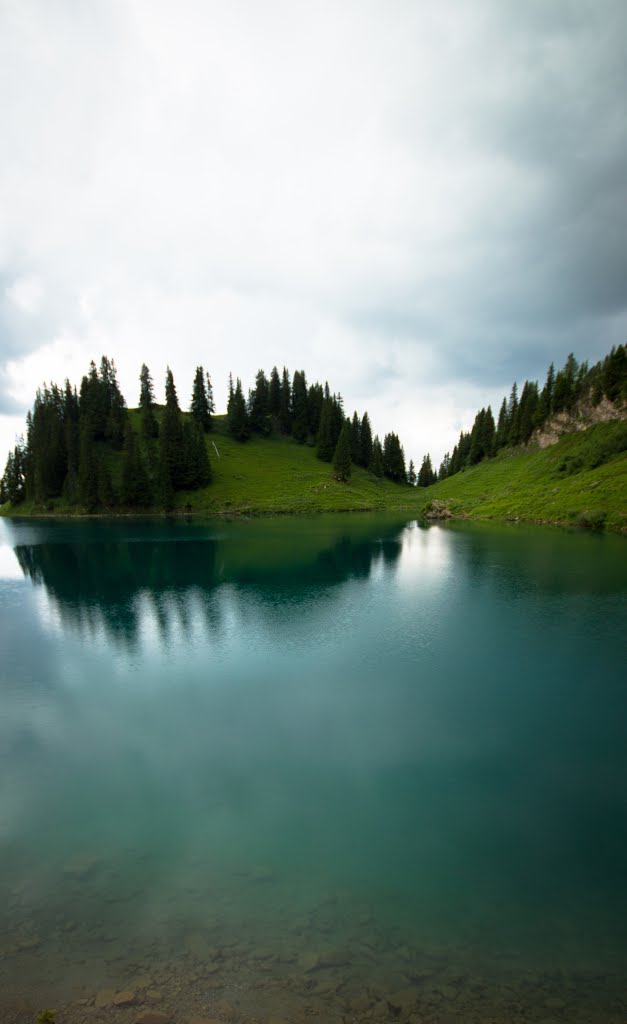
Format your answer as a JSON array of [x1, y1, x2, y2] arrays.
[[575, 509, 607, 530]]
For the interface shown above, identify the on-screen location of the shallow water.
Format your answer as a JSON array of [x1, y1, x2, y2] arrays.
[[1, 515, 626, 1023]]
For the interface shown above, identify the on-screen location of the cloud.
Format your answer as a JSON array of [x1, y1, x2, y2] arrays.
[[1, 0, 626, 465]]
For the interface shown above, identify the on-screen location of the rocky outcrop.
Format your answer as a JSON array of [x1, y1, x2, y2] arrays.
[[422, 499, 454, 520], [534, 396, 626, 449]]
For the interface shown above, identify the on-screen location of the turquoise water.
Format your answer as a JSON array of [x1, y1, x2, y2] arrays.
[[1, 515, 626, 1022]]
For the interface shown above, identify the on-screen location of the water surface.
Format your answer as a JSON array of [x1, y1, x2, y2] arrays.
[[1, 515, 626, 1022]]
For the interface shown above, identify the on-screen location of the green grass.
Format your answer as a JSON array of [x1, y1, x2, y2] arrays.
[[173, 417, 419, 514], [422, 421, 627, 531]]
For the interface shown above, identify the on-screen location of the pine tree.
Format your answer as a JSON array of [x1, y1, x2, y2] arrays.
[[518, 382, 539, 443], [316, 397, 335, 461], [495, 397, 508, 450], [507, 383, 521, 446], [97, 459, 115, 508], [307, 382, 324, 436], [602, 344, 627, 403], [0, 439, 26, 505], [537, 362, 555, 424], [121, 423, 152, 506], [206, 371, 215, 416], [227, 378, 249, 440], [438, 452, 451, 479], [165, 366, 180, 411], [359, 412, 373, 468], [371, 435, 384, 477], [279, 368, 291, 433], [417, 454, 436, 487], [333, 421, 352, 482], [383, 433, 406, 482], [291, 370, 309, 442], [350, 412, 361, 464], [78, 427, 99, 511], [139, 363, 159, 439], [269, 366, 281, 418], [407, 459, 416, 485], [160, 367, 183, 492], [249, 369, 271, 434], [190, 366, 211, 432]]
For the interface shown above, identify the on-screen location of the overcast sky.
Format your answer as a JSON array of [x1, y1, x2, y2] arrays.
[[1, 0, 626, 468]]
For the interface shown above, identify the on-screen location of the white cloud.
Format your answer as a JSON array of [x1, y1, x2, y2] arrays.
[[1, 0, 625, 467], [6, 275, 44, 315]]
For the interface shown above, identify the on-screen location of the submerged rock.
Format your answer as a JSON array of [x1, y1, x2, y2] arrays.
[[113, 989, 137, 1006], [94, 988, 117, 1008], [134, 1011, 172, 1024]]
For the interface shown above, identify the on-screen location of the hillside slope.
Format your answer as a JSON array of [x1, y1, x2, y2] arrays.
[[423, 421, 627, 531], [1, 414, 421, 517]]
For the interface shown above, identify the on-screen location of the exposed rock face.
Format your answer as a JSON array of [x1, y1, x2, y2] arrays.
[[534, 396, 626, 449]]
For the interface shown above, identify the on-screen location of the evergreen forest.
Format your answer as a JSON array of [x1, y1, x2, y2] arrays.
[[0, 358, 408, 512]]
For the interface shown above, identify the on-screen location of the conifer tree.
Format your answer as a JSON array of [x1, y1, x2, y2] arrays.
[[97, 459, 115, 508], [316, 397, 335, 461], [407, 459, 416, 485], [206, 371, 215, 415], [291, 370, 309, 442], [160, 367, 183, 494], [383, 432, 406, 482], [536, 362, 555, 424], [507, 382, 521, 446], [78, 427, 99, 511], [438, 452, 451, 480], [279, 367, 292, 433], [165, 366, 180, 411], [602, 344, 627, 403], [190, 366, 212, 432], [249, 369, 271, 434], [359, 412, 373, 469], [350, 412, 361, 464], [121, 423, 152, 506], [518, 382, 539, 443], [417, 453, 436, 487], [0, 439, 26, 505], [227, 378, 249, 440], [101, 356, 127, 449], [333, 421, 352, 482], [269, 366, 281, 418], [371, 435, 384, 477], [307, 382, 324, 436], [495, 397, 508, 451], [139, 363, 159, 439]]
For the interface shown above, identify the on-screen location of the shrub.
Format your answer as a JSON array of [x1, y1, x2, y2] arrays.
[[575, 509, 607, 530]]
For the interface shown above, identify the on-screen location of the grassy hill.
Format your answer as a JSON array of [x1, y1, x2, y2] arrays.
[[421, 420, 627, 531], [168, 416, 421, 514], [3, 414, 626, 530], [2, 414, 422, 518]]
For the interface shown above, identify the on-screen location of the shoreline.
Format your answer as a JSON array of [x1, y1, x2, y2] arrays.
[[2, 503, 626, 532]]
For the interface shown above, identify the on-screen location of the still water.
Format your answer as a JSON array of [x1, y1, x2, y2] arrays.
[[1, 515, 626, 1023]]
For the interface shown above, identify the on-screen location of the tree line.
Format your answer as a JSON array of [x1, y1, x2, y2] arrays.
[[1, 358, 410, 509], [416, 344, 627, 485], [0, 357, 213, 511]]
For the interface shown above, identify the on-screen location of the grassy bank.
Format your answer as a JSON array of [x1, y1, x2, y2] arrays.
[[422, 421, 627, 531], [1, 416, 422, 518]]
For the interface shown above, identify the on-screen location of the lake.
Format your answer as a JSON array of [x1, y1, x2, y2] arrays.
[[1, 514, 626, 1024]]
